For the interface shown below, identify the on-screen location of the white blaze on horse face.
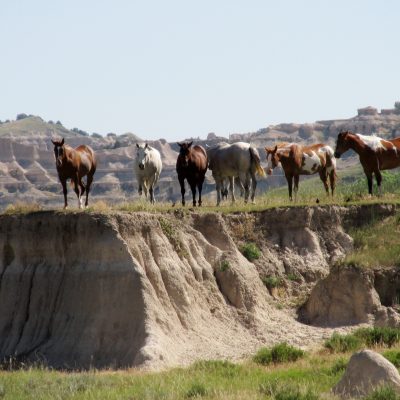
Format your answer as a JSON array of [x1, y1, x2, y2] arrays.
[[301, 151, 321, 174], [356, 134, 385, 152]]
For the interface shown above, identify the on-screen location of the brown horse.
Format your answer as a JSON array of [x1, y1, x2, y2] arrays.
[[334, 131, 400, 195], [176, 141, 208, 206], [265, 143, 336, 200], [51, 138, 97, 209]]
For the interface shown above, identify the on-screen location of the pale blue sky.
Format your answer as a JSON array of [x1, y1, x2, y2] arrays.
[[1, 0, 399, 140]]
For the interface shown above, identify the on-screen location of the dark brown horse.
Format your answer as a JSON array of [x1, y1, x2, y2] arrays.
[[51, 138, 97, 209], [176, 142, 208, 206], [334, 131, 400, 195], [265, 142, 336, 200]]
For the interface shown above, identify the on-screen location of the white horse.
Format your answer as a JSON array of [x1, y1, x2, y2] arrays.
[[134, 143, 162, 203], [207, 142, 265, 206]]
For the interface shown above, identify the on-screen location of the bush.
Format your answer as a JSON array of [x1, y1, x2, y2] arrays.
[[219, 260, 230, 272], [185, 382, 207, 398], [324, 333, 362, 353], [383, 350, 400, 367], [263, 275, 283, 289], [364, 385, 400, 400], [253, 343, 305, 365], [240, 242, 261, 261], [355, 327, 400, 348], [16, 113, 28, 120]]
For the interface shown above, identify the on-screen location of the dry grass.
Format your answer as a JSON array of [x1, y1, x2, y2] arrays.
[[3, 201, 42, 214]]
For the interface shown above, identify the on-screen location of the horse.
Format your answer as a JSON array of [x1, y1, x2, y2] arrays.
[[265, 142, 336, 201], [334, 130, 400, 195], [176, 141, 208, 206], [207, 142, 265, 206], [134, 143, 162, 204], [51, 138, 97, 209]]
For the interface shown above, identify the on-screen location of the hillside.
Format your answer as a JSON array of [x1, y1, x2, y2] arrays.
[[1, 104, 400, 209]]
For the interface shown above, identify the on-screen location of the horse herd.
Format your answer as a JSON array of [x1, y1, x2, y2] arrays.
[[51, 130, 400, 209]]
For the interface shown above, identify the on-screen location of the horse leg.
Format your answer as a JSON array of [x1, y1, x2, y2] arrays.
[[73, 177, 82, 209], [149, 186, 154, 204], [375, 170, 383, 196], [229, 176, 236, 204], [286, 174, 293, 201], [197, 178, 204, 207], [365, 170, 373, 195], [216, 178, 222, 206], [85, 174, 93, 207], [250, 172, 257, 203], [190, 183, 197, 207], [178, 175, 186, 206], [61, 178, 68, 209], [319, 170, 329, 196], [293, 175, 300, 202], [329, 170, 336, 196]]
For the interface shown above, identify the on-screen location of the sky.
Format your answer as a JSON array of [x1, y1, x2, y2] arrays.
[[0, 0, 399, 141]]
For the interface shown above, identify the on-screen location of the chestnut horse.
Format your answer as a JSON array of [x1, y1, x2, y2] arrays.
[[334, 131, 400, 195], [265, 143, 336, 200], [51, 138, 97, 209], [176, 141, 208, 206]]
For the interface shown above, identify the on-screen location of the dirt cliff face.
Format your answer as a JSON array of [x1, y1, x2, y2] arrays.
[[0, 205, 395, 369]]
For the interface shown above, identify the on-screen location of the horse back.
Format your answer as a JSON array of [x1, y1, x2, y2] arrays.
[[76, 145, 96, 173], [190, 145, 208, 171]]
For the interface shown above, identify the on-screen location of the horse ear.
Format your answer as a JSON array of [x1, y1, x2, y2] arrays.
[[51, 139, 56, 145], [273, 145, 278, 153], [177, 143, 182, 147], [136, 143, 140, 148], [61, 138, 64, 146], [188, 141, 193, 148], [145, 143, 149, 149]]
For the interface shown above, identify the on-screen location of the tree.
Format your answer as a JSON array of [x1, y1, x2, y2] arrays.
[[16, 113, 28, 120]]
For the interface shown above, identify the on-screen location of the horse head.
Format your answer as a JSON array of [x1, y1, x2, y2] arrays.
[[334, 131, 352, 158], [264, 145, 279, 175], [136, 143, 151, 170], [51, 138, 65, 168], [177, 141, 193, 167]]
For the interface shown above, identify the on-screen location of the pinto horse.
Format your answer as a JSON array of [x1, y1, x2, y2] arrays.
[[265, 143, 336, 200], [176, 141, 208, 206], [334, 131, 400, 195], [51, 138, 97, 209]]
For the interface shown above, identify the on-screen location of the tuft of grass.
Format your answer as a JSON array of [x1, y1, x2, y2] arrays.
[[383, 350, 400, 367], [185, 382, 207, 398], [324, 333, 362, 354], [240, 242, 261, 261], [159, 217, 188, 259], [329, 357, 348, 375], [85, 200, 110, 212], [253, 343, 305, 366], [341, 213, 400, 268], [4, 202, 42, 214], [364, 385, 400, 400], [218, 260, 230, 272], [259, 381, 319, 400], [354, 327, 400, 348], [263, 275, 284, 289]]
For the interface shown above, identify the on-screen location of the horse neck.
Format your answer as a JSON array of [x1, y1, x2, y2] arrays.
[[347, 134, 367, 154]]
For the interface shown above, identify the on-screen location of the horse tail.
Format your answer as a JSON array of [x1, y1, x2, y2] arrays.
[[249, 146, 266, 177]]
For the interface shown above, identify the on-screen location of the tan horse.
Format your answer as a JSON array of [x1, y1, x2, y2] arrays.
[[334, 130, 400, 195], [265, 143, 336, 200], [52, 138, 97, 209]]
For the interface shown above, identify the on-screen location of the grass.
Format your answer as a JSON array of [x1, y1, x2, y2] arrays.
[[240, 242, 261, 261], [262, 276, 284, 289], [341, 213, 400, 268], [219, 260, 231, 272], [324, 327, 400, 354], [364, 385, 400, 400], [382, 350, 400, 367], [253, 343, 305, 366], [159, 217, 188, 259]]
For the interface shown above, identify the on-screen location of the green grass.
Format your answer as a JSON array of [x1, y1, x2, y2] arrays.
[[240, 242, 261, 261], [364, 385, 400, 400], [341, 213, 400, 268], [383, 350, 400, 367], [324, 328, 400, 354], [262, 276, 284, 289], [324, 333, 363, 354], [253, 343, 305, 366]]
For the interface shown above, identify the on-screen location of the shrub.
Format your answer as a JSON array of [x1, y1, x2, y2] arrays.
[[383, 350, 400, 367], [185, 382, 207, 398], [253, 343, 304, 365], [355, 327, 400, 348], [263, 275, 283, 289], [364, 385, 400, 400], [240, 242, 261, 261], [329, 357, 348, 374], [219, 260, 230, 272], [324, 333, 362, 353]]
